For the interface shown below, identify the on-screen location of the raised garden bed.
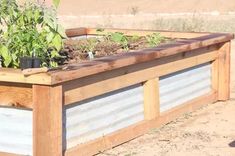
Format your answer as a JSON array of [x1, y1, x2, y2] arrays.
[[0, 28, 233, 156]]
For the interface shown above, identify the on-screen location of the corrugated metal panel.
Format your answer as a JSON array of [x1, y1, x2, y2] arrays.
[[159, 63, 212, 112], [65, 84, 144, 149], [0, 107, 32, 155]]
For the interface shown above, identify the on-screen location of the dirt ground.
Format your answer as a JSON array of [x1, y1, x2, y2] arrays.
[[95, 42, 235, 156]]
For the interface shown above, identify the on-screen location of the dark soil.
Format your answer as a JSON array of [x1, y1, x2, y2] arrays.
[[60, 35, 172, 64]]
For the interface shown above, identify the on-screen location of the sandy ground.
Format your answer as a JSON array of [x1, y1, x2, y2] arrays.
[[55, 0, 235, 15], [95, 42, 235, 156]]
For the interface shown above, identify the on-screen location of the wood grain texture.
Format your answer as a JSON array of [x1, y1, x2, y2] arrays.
[[143, 79, 159, 120], [0, 29, 232, 85], [63, 45, 218, 105], [65, 27, 87, 37], [218, 42, 231, 101], [33, 85, 63, 156], [212, 59, 219, 97], [51, 33, 233, 84], [0, 68, 51, 85], [0, 82, 32, 108], [66, 27, 210, 38], [86, 28, 210, 38], [64, 91, 217, 156]]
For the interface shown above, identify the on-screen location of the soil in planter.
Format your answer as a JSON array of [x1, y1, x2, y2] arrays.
[[59, 33, 175, 65]]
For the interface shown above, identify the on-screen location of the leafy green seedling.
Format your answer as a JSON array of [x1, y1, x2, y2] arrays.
[[146, 33, 165, 47], [106, 32, 129, 50]]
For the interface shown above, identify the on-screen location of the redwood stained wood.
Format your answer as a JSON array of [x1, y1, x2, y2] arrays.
[[33, 85, 63, 156], [86, 28, 210, 38], [144, 79, 159, 120], [63, 45, 218, 105], [218, 42, 231, 100], [0, 82, 32, 108], [0, 68, 51, 85], [0, 30, 232, 85], [51, 33, 233, 84]]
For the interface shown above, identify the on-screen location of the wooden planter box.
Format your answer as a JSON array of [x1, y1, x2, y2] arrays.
[[0, 28, 233, 156]]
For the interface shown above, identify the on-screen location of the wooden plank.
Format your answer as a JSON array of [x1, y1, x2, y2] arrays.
[[0, 68, 51, 85], [65, 91, 216, 156], [0, 82, 32, 108], [63, 45, 218, 105], [86, 28, 210, 39], [211, 59, 219, 97], [0, 33, 232, 85], [33, 85, 63, 156], [51, 33, 233, 84], [218, 42, 231, 101], [66, 27, 87, 37], [143, 79, 159, 120]]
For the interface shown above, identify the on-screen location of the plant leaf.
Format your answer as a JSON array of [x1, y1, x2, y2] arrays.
[[0, 45, 12, 67], [51, 34, 62, 51], [53, 0, 60, 8]]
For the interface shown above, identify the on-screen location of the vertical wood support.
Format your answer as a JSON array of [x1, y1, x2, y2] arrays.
[[212, 59, 219, 93], [218, 42, 231, 101], [33, 85, 63, 156], [143, 78, 160, 120]]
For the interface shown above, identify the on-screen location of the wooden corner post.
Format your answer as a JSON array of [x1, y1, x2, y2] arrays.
[[33, 85, 63, 156], [217, 41, 231, 101], [143, 78, 160, 120]]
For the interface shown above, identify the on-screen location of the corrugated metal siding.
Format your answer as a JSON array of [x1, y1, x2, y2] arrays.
[[0, 107, 32, 155], [65, 84, 144, 149], [159, 63, 212, 112]]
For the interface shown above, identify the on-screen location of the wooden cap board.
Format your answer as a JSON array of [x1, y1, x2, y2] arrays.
[[0, 28, 233, 85]]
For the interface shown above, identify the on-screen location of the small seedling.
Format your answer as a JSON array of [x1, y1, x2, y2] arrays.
[[105, 32, 129, 50], [146, 33, 165, 47]]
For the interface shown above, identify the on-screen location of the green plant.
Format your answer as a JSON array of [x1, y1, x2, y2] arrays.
[[129, 34, 141, 42], [146, 33, 165, 47], [78, 38, 98, 53], [0, 0, 66, 68], [106, 32, 129, 50]]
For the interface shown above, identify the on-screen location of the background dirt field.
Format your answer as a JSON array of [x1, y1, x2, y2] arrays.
[[45, 0, 235, 33]]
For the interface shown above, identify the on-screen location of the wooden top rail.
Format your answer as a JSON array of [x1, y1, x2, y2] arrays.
[[66, 27, 210, 38], [0, 28, 233, 85]]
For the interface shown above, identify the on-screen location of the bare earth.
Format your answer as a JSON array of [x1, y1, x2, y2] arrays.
[[96, 42, 235, 156]]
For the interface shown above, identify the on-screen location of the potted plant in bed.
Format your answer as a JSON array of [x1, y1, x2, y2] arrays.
[[0, 0, 66, 69]]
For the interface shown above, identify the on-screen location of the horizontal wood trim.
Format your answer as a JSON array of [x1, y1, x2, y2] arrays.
[[51, 34, 233, 85], [0, 29, 232, 85], [63, 45, 218, 105], [65, 27, 210, 38], [0, 82, 32, 109], [0, 68, 51, 85], [65, 27, 87, 37], [86, 28, 210, 38], [65, 91, 217, 156]]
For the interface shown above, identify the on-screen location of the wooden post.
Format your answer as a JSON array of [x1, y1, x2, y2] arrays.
[[33, 85, 63, 156], [218, 42, 231, 101], [143, 78, 160, 120], [211, 59, 219, 94]]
